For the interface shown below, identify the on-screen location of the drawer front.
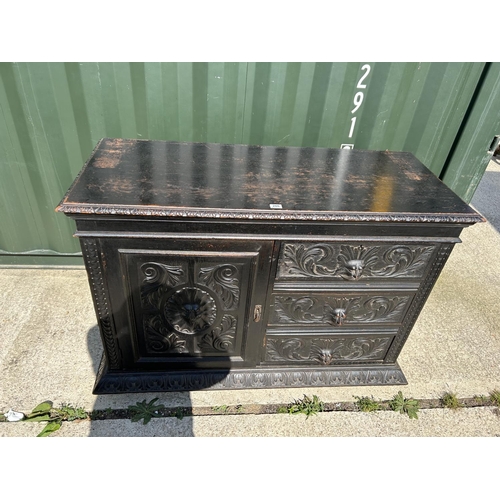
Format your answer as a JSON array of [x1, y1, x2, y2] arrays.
[[276, 242, 436, 282], [264, 333, 395, 365], [269, 292, 413, 327]]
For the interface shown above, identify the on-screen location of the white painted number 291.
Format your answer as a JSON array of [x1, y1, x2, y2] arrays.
[[348, 64, 371, 138]]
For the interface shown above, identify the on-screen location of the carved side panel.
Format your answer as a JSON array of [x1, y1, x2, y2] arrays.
[[272, 294, 410, 326], [81, 239, 121, 369], [265, 336, 393, 364], [386, 243, 455, 362], [278, 242, 435, 280]]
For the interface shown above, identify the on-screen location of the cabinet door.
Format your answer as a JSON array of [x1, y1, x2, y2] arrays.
[[100, 238, 273, 370]]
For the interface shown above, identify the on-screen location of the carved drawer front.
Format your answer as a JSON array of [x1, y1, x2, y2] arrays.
[[269, 292, 413, 327], [276, 242, 436, 282], [264, 333, 394, 365]]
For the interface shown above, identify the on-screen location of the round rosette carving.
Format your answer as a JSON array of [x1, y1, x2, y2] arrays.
[[164, 286, 217, 334]]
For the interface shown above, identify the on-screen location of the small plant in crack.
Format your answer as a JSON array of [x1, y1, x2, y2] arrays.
[[212, 405, 229, 413], [490, 390, 500, 407], [441, 392, 463, 410], [128, 398, 165, 425], [22, 401, 88, 437], [56, 404, 89, 421], [24, 401, 61, 437], [354, 395, 381, 412], [473, 394, 490, 404], [173, 408, 186, 420], [286, 395, 324, 419], [388, 391, 419, 419]]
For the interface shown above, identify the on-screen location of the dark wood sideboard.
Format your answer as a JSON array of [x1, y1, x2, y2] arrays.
[[56, 138, 484, 393]]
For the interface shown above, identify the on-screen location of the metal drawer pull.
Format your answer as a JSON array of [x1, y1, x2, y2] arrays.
[[254, 305, 262, 322], [332, 308, 346, 326], [345, 259, 364, 280]]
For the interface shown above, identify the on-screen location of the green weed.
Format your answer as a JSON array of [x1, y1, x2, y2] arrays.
[[56, 404, 89, 421], [490, 390, 500, 407], [212, 405, 229, 413], [128, 398, 165, 425], [388, 391, 419, 419], [441, 392, 464, 410], [472, 394, 490, 404], [173, 408, 185, 420], [354, 395, 381, 412], [286, 395, 324, 419], [23, 401, 88, 436]]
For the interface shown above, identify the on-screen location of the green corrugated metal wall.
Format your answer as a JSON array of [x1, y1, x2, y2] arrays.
[[0, 62, 495, 266], [441, 62, 500, 200]]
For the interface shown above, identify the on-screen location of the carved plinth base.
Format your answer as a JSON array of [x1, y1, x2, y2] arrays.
[[93, 355, 407, 394]]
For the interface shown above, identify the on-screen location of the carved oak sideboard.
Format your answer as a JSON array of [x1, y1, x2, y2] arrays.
[[56, 138, 484, 393]]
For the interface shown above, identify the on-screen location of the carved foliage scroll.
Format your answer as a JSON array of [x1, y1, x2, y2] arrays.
[[198, 315, 237, 353], [266, 336, 392, 363], [273, 295, 409, 325], [199, 264, 240, 309], [279, 243, 435, 280], [144, 314, 189, 354], [141, 262, 185, 310]]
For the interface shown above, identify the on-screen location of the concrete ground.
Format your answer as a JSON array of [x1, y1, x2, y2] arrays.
[[1, 159, 500, 438]]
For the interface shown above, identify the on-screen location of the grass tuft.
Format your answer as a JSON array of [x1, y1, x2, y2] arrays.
[[441, 392, 464, 410], [490, 390, 500, 407], [354, 395, 381, 412]]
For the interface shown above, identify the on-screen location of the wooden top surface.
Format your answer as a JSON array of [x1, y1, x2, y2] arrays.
[[56, 138, 483, 224]]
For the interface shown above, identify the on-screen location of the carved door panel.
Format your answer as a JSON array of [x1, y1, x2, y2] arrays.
[[102, 238, 273, 370]]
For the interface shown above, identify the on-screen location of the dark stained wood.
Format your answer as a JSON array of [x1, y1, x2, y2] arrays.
[[57, 138, 484, 223], [57, 139, 484, 393]]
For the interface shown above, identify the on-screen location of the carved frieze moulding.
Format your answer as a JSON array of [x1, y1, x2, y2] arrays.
[[81, 239, 121, 369], [59, 203, 484, 225], [94, 357, 407, 393]]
